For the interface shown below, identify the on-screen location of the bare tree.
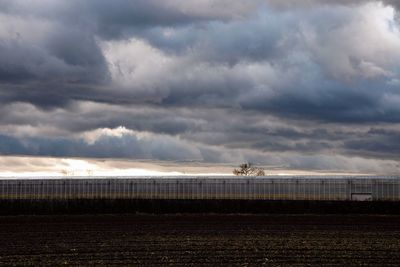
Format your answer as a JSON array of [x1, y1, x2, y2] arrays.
[[233, 162, 265, 176]]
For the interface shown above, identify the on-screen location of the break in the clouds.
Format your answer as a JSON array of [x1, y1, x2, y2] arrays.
[[0, 0, 400, 174]]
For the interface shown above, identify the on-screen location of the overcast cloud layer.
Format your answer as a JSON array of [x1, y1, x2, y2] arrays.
[[1, 0, 400, 173]]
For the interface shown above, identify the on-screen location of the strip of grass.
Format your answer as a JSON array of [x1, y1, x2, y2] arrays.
[[0, 199, 399, 215]]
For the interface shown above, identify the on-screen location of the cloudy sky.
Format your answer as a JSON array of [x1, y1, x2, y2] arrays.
[[1, 0, 400, 175]]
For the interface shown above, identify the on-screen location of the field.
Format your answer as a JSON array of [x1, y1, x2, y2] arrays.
[[1, 214, 400, 266]]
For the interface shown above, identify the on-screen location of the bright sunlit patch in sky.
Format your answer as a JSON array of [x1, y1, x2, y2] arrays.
[[0, 156, 376, 178], [0, 156, 234, 177]]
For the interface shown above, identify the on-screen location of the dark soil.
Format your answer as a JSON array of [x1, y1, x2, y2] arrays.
[[0, 214, 400, 266]]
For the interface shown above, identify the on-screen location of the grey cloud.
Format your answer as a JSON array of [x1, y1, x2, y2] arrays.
[[101, 3, 400, 124], [266, 0, 400, 10], [0, 133, 203, 161], [0, 13, 109, 108], [0, 0, 263, 38], [141, 14, 295, 64], [0, 0, 400, 173], [344, 128, 400, 159], [1, 131, 399, 174], [240, 79, 400, 122], [0, 18, 108, 82], [1, 0, 399, 115], [86, 0, 264, 39], [2, 102, 399, 164]]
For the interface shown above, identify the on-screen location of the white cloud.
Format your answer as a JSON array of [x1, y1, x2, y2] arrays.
[[300, 2, 400, 81], [358, 61, 393, 78]]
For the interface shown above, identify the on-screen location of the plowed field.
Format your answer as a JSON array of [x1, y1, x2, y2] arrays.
[[0, 214, 399, 266]]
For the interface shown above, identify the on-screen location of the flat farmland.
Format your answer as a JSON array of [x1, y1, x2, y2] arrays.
[[0, 214, 400, 266]]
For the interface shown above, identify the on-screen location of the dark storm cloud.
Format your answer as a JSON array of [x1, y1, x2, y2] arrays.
[[343, 128, 400, 159], [1, 0, 399, 114], [0, 133, 204, 161], [1, 101, 396, 164], [0, 0, 262, 37], [0, 22, 108, 83], [0, 0, 262, 108], [241, 79, 400, 123], [82, 0, 262, 39], [140, 15, 293, 64], [99, 3, 400, 124], [0, 10, 110, 107], [267, 0, 400, 10], [0, 0, 400, 172]]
